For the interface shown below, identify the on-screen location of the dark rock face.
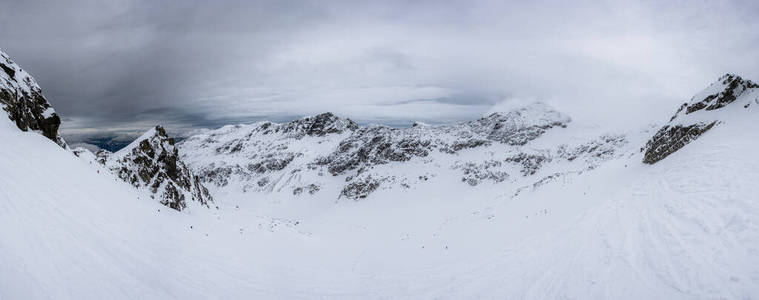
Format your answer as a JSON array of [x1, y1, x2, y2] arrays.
[[0, 50, 66, 147], [643, 122, 717, 164], [108, 126, 213, 211], [642, 74, 757, 164], [340, 176, 382, 199], [322, 126, 433, 176]]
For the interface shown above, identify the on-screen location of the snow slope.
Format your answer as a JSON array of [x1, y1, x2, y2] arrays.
[[1, 74, 759, 299], [0, 118, 183, 299]]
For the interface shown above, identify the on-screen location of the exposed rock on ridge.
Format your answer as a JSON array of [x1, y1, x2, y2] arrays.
[[0, 49, 65, 147], [643, 74, 758, 164]]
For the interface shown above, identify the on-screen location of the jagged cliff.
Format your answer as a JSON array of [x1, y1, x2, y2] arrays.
[[0, 49, 66, 147]]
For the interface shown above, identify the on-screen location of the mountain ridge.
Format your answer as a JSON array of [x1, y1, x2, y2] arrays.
[[177, 102, 631, 200]]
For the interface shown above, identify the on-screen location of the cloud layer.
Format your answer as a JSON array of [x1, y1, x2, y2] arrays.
[[2, 0, 758, 137]]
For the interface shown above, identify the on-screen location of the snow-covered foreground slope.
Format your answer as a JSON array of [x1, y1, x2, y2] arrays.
[[0, 118, 222, 299]]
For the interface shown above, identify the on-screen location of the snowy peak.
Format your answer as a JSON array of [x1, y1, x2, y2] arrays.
[[104, 125, 213, 211], [0, 49, 65, 147], [279, 112, 359, 137], [684, 74, 758, 114], [467, 102, 571, 145], [643, 74, 759, 164]]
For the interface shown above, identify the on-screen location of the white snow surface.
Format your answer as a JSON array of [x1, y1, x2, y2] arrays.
[[2, 87, 759, 298]]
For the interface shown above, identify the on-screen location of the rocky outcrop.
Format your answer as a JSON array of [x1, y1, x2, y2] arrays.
[[0, 49, 66, 147], [453, 160, 509, 186], [104, 126, 213, 211], [643, 122, 717, 164], [643, 74, 758, 164], [340, 176, 382, 199], [684, 74, 758, 114]]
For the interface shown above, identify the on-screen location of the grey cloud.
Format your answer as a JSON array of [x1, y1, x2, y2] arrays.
[[1, 0, 758, 140]]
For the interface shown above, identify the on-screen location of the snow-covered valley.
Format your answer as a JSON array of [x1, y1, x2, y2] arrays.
[[2, 49, 759, 299]]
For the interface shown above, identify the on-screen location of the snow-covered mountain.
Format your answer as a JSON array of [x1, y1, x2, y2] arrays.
[[75, 126, 213, 211], [1, 47, 758, 299], [179, 103, 632, 201], [0, 49, 66, 147]]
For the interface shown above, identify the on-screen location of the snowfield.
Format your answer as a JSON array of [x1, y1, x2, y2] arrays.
[[2, 69, 759, 298]]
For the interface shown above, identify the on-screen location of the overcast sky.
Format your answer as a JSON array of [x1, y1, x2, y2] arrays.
[[1, 0, 758, 138]]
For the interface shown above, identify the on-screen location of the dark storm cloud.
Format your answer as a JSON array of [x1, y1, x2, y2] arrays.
[[1, 0, 759, 139]]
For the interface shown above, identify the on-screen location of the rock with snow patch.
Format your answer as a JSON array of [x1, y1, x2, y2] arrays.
[[103, 126, 213, 211], [0, 49, 66, 147], [643, 74, 758, 164]]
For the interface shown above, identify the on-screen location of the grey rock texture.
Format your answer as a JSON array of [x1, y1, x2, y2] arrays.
[[0, 50, 66, 147]]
